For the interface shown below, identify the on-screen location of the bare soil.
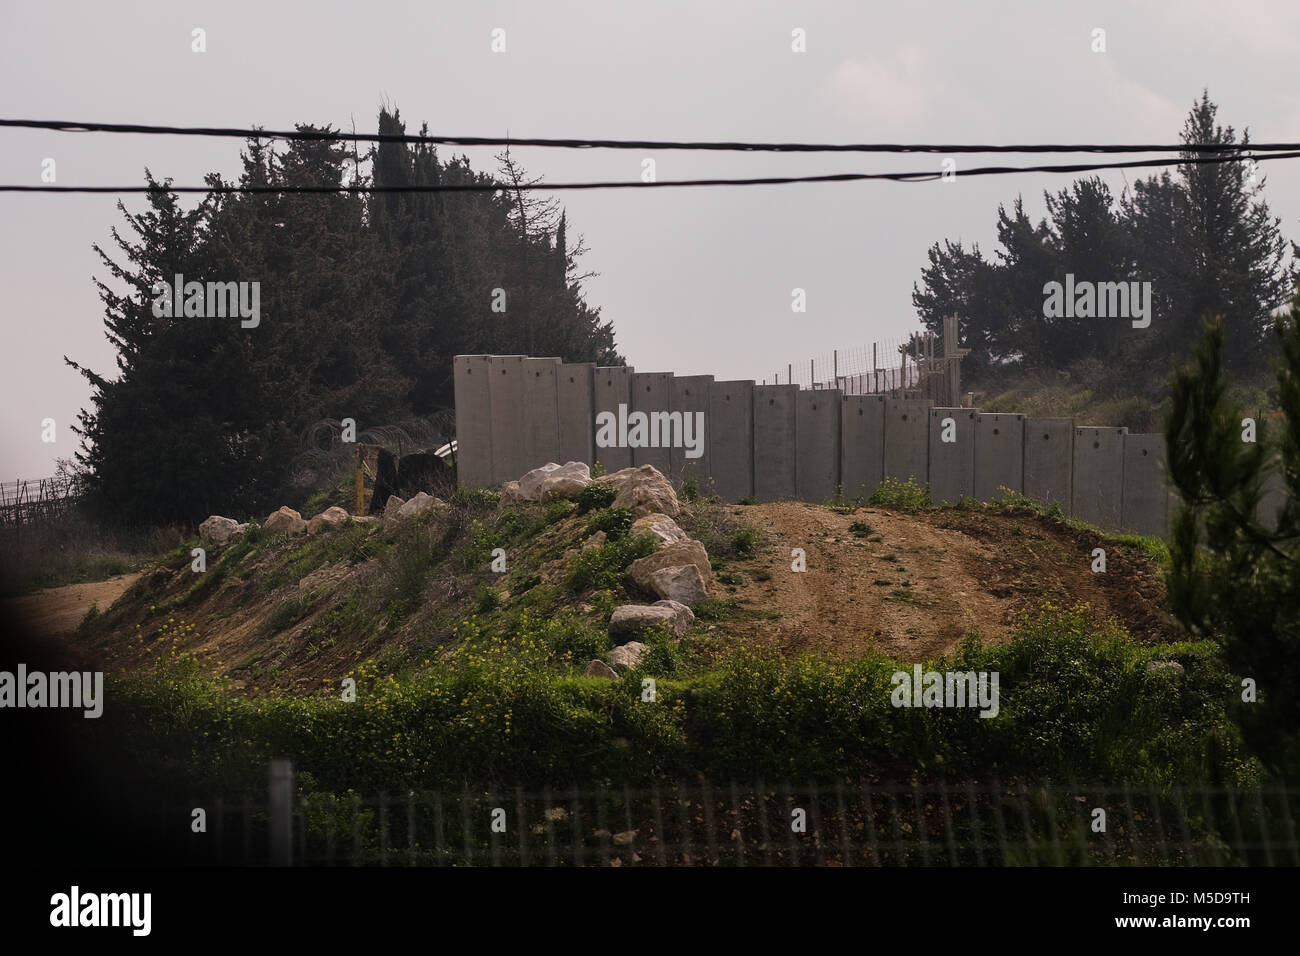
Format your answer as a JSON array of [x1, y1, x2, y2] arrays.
[[2, 572, 143, 639], [712, 502, 1176, 660]]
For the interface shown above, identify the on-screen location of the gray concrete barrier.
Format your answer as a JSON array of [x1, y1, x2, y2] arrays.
[[1121, 433, 1168, 538], [973, 412, 1026, 502], [487, 355, 528, 485], [840, 394, 885, 501], [452, 355, 494, 488], [754, 384, 798, 501], [1073, 426, 1127, 529], [631, 371, 674, 475], [927, 407, 975, 505], [557, 362, 595, 466], [670, 374, 713, 487], [1024, 417, 1074, 514], [593, 365, 635, 471], [796, 389, 842, 502], [884, 399, 931, 489], [709, 380, 754, 501], [522, 357, 561, 473]]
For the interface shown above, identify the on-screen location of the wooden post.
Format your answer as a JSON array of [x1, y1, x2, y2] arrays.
[[354, 445, 364, 515]]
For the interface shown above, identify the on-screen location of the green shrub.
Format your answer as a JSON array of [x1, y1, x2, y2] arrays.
[[868, 477, 931, 509], [474, 585, 501, 614], [585, 506, 633, 540], [566, 532, 657, 593], [848, 520, 873, 538], [730, 524, 762, 559], [544, 499, 576, 524], [576, 483, 618, 514]]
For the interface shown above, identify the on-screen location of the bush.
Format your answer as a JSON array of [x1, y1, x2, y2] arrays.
[[848, 520, 873, 538], [585, 506, 633, 540], [543, 499, 575, 525], [566, 532, 657, 593], [868, 477, 931, 509], [730, 524, 762, 559], [575, 483, 617, 514]]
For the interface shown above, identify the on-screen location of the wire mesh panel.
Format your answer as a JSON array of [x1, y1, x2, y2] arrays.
[[189, 778, 1300, 867]]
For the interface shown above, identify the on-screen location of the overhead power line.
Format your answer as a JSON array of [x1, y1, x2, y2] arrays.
[[3, 149, 1297, 194], [2, 117, 1298, 155]]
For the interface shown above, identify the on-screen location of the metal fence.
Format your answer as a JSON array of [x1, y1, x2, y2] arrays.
[[0, 476, 82, 525], [173, 763, 1299, 867]]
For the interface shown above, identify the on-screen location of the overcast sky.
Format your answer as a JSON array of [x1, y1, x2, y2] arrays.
[[3, 0, 1298, 479]]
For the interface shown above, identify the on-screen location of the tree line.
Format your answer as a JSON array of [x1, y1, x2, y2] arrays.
[[913, 92, 1298, 384], [67, 107, 623, 525]]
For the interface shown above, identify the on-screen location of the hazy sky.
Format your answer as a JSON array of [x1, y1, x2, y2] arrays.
[[3, 0, 1298, 479]]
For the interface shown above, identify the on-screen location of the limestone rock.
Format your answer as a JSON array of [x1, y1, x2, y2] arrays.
[[596, 465, 679, 517], [626, 540, 712, 594], [582, 530, 607, 552], [583, 659, 619, 680], [648, 564, 708, 605], [607, 641, 647, 673], [383, 495, 405, 524], [307, 506, 351, 535], [609, 601, 694, 641], [631, 513, 689, 547], [500, 480, 527, 504], [395, 492, 446, 521], [264, 506, 307, 536], [1146, 660, 1185, 676], [199, 515, 245, 547], [539, 461, 592, 500], [517, 463, 562, 500]]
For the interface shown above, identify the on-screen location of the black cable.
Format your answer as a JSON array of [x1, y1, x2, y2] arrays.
[[3, 149, 1296, 194], [1, 117, 1296, 155]]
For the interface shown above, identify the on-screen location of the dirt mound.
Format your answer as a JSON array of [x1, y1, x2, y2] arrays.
[[2, 573, 143, 640], [711, 502, 1176, 660]]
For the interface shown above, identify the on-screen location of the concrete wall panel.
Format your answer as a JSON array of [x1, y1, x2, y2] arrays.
[[840, 394, 885, 501], [631, 372, 674, 475], [883, 399, 931, 490], [557, 362, 595, 467], [670, 374, 713, 487], [593, 366, 635, 472], [452, 354, 494, 488], [973, 413, 1026, 502], [486, 355, 528, 485], [522, 357, 561, 473], [927, 407, 976, 505], [1121, 433, 1168, 538], [1072, 426, 1127, 529], [708, 380, 754, 501], [1024, 418, 1074, 513], [754, 385, 798, 501], [796, 389, 842, 502]]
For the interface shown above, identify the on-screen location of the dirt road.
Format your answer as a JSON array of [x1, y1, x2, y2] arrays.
[[2, 573, 142, 639]]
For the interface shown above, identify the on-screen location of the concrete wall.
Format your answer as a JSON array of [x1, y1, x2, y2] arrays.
[[1121, 433, 1168, 538], [973, 413, 1025, 502], [557, 362, 595, 466], [884, 399, 930, 488], [670, 374, 713, 487], [1023, 418, 1074, 513], [927, 407, 975, 505], [754, 384, 798, 501], [631, 371, 674, 475], [593, 366, 634, 471], [452, 355, 494, 489], [1072, 427, 1127, 529], [709, 380, 754, 501], [453, 355, 1241, 540], [486, 355, 527, 485], [522, 357, 561, 473], [795, 389, 841, 502], [840, 394, 885, 501]]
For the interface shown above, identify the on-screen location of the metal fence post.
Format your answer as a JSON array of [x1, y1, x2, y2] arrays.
[[269, 758, 294, 866]]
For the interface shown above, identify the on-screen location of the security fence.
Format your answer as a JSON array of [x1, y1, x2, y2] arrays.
[[172, 764, 1298, 867]]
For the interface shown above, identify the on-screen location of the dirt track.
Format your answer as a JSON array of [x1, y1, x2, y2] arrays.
[[716, 502, 1175, 660], [2, 573, 142, 639]]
